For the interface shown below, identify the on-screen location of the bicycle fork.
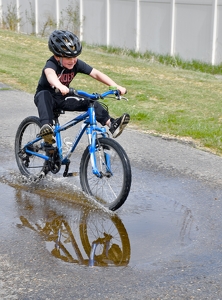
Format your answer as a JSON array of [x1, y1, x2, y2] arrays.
[[87, 130, 112, 178]]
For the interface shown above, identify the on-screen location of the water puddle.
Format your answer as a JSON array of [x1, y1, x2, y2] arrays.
[[0, 173, 129, 267], [16, 190, 130, 268], [0, 168, 199, 269]]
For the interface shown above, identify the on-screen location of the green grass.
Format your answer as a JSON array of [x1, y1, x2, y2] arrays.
[[1, 29, 222, 155]]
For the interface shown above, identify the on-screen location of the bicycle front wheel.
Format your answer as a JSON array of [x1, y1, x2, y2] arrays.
[[15, 116, 47, 178], [79, 137, 131, 211], [79, 211, 131, 266]]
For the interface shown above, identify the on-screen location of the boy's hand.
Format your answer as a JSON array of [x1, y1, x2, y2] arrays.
[[117, 86, 127, 95], [45, 68, 69, 95], [58, 84, 69, 95]]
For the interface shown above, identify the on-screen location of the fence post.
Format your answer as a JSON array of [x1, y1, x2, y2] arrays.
[[170, 0, 175, 56], [16, 0, 20, 32], [56, 0, 60, 29], [0, 0, 2, 28], [79, 0, 83, 40], [35, 0, 38, 35], [136, 0, 140, 52], [212, 0, 218, 65], [106, 0, 110, 46]]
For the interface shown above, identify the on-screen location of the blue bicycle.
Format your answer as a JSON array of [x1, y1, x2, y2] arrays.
[[15, 88, 132, 211]]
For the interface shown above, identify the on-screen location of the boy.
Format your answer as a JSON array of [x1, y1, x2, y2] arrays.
[[34, 30, 130, 144]]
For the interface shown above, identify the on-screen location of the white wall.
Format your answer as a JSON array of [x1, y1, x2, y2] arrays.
[[1, 0, 222, 65]]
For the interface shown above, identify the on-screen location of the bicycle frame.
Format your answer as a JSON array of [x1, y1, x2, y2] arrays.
[[15, 88, 131, 211], [24, 103, 108, 177]]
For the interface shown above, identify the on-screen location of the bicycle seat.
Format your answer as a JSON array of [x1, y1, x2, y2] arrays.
[[53, 109, 65, 118]]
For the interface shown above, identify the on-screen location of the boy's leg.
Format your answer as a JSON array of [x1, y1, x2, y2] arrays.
[[92, 102, 130, 138], [34, 90, 56, 144], [34, 90, 55, 125], [61, 97, 110, 125], [62, 97, 130, 138]]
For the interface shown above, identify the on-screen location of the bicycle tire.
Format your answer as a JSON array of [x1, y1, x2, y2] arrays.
[[79, 211, 131, 266], [15, 116, 48, 178], [79, 137, 131, 211]]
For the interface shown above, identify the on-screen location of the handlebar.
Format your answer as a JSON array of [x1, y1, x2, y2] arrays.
[[68, 87, 128, 101]]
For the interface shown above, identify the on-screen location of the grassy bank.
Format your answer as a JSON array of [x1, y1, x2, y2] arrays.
[[0, 29, 222, 155]]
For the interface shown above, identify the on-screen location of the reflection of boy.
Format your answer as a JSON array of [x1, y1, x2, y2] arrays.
[[34, 30, 130, 144]]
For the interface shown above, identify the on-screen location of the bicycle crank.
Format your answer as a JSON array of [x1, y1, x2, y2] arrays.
[[44, 145, 61, 174]]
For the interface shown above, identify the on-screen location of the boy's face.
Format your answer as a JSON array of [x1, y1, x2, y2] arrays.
[[55, 56, 78, 69], [61, 57, 78, 69]]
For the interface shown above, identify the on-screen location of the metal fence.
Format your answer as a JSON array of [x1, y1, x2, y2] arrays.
[[1, 0, 222, 65]]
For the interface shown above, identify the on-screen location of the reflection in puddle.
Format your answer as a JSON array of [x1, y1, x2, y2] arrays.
[[15, 187, 130, 267], [0, 172, 197, 269]]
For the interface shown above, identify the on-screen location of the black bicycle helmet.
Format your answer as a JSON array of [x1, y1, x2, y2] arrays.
[[48, 30, 82, 57]]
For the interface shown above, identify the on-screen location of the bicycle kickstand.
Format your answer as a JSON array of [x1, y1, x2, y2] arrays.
[[63, 161, 78, 177]]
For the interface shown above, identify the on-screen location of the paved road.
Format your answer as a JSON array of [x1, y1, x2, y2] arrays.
[[0, 83, 222, 299]]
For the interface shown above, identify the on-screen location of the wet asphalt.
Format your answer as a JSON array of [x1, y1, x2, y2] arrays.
[[0, 83, 222, 299]]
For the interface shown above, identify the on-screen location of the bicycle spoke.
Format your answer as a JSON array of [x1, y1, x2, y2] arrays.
[[15, 116, 47, 178], [80, 137, 131, 211]]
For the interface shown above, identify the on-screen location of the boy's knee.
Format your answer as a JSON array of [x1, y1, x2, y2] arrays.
[[34, 90, 52, 105]]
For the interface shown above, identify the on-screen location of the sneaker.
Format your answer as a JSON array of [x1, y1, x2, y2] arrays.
[[109, 113, 130, 138], [39, 124, 55, 144]]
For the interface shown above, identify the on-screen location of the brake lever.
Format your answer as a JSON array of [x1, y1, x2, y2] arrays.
[[115, 88, 128, 101], [121, 96, 128, 101], [116, 95, 128, 101]]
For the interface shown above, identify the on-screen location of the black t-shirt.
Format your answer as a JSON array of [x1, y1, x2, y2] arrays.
[[35, 56, 93, 96]]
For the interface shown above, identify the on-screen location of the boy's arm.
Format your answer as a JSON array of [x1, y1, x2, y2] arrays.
[[45, 68, 69, 95], [89, 68, 127, 95]]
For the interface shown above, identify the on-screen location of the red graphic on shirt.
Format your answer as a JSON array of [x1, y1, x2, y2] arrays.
[[58, 72, 75, 86]]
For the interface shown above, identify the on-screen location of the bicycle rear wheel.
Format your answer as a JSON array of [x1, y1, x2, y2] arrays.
[[15, 116, 47, 178], [79, 137, 131, 211]]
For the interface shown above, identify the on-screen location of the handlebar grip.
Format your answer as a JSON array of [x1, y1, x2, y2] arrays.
[[111, 87, 127, 96], [55, 87, 76, 95], [69, 88, 76, 95]]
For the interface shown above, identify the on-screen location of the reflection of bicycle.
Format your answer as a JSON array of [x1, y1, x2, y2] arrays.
[[79, 211, 130, 266], [19, 208, 130, 267], [15, 88, 131, 211]]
